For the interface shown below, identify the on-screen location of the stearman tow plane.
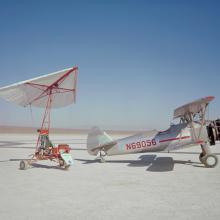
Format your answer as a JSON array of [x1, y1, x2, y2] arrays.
[[87, 96, 219, 168]]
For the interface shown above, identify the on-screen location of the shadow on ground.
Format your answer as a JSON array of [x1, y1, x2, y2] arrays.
[[30, 163, 66, 170], [0, 158, 28, 163], [75, 154, 205, 172], [162, 151, 220, 155], [0, 141, 86, 151], [0, 158, 69, 170]]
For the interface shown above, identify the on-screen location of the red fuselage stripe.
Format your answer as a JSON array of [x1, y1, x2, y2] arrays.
[[195, 140, 204, 144], [159, 136, 191, 143]]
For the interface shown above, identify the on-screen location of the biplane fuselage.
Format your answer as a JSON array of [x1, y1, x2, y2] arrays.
[[87, 96, 219, 167], [87, 122, 207, 156]]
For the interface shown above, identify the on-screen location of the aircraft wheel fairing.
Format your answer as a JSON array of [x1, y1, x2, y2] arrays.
[[20, 160, 28, 170], [203, 154, 218, 168]]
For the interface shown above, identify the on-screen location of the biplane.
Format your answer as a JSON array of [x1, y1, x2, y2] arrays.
[[0, 67, 78, 170], [87, 96, 219, 168]]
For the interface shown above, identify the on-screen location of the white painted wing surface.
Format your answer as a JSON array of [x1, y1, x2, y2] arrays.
[[0, 67, 78, 108], [173, 96, 214, 119]]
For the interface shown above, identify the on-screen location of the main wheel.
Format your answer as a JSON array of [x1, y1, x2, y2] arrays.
[[20, 160, 28, 170], [203, 154, 218, 168], [64, 165, 70, 170], [59, 159, 65, 167]]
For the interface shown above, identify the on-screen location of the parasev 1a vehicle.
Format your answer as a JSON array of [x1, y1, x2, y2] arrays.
[[87, 96, 219, 168], [0, 67, 78, 170]]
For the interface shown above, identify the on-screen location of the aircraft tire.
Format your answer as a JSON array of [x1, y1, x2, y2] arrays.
[[59, 159, 65, 167], [20, 160, 28, 170], [203, 154, 218, 168], [64, 165, 70, 170]]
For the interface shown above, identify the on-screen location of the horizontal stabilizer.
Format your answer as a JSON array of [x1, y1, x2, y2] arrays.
[[87, 127, 116, 155]]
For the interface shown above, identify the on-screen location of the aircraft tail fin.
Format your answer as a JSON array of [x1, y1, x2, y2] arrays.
[[87, 127, 113, 155]]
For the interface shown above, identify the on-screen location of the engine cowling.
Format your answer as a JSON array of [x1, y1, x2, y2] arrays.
[[207, 119, 220, 145]]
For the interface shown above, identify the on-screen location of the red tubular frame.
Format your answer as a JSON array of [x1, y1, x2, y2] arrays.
[[24, 66, 78, 153]]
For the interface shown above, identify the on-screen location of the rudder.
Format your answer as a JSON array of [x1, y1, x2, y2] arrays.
[[87, 127, 112, 155]]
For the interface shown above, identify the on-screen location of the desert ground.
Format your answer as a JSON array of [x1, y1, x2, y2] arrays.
[[0, 132, 220, 220]]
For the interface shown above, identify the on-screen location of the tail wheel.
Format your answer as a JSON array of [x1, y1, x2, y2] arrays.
[[98, 150, 106, 163], [100, 157, 106, 163], [20, 160, 28, 170], [202, 154, 218, 168]]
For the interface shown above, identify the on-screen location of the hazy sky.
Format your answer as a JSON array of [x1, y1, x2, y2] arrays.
[[0, 0, 219, 130]]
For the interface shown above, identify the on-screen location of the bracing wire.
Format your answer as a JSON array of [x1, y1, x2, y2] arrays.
[[207, 104, 210, 121]]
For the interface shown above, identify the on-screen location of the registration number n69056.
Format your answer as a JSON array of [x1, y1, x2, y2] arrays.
[[126, 139, 157, 150]]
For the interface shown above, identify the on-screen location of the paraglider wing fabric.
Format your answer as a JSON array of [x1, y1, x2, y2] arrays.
[[0, 67, 78, 108]]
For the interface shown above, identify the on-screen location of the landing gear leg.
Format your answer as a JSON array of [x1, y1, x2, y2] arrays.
[[98, 150, 106, 163], [200, 144, 218, 168]]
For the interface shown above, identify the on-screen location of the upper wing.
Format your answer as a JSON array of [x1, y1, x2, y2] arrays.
[[0, 67, 78, 108], [173, 96, 215, 119]]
